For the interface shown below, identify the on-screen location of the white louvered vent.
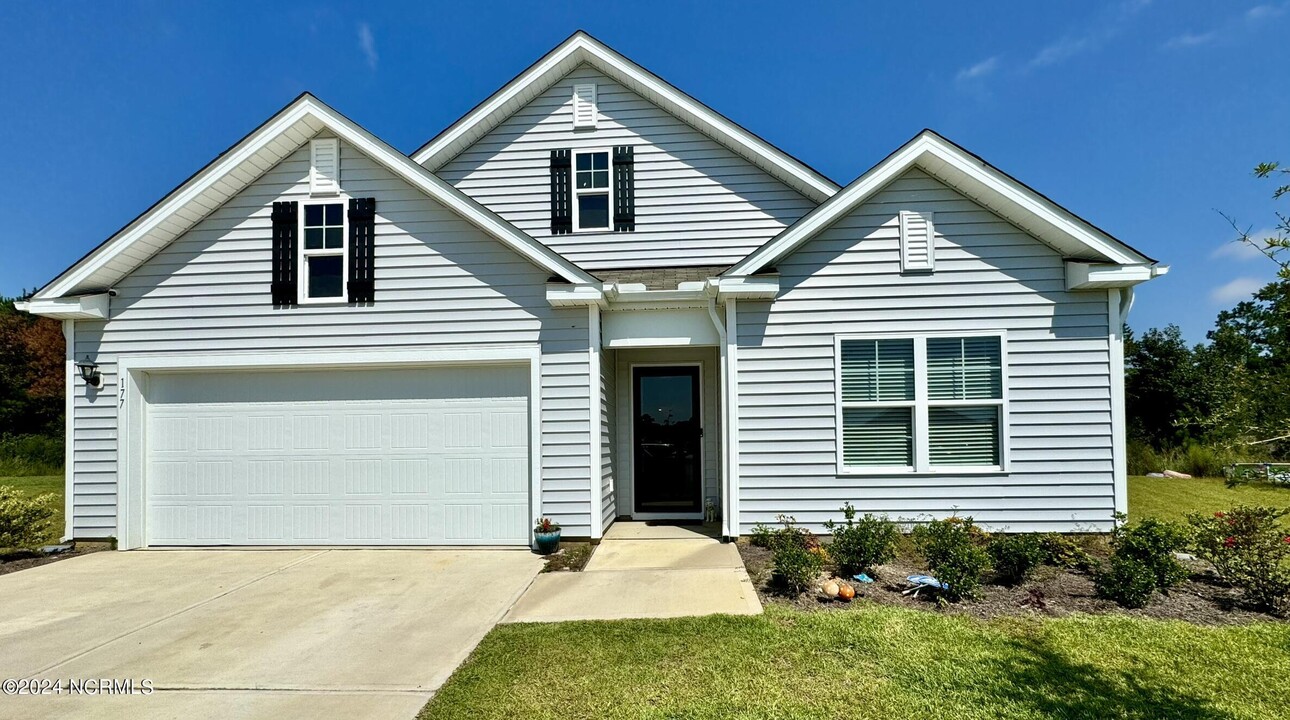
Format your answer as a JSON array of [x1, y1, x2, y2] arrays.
[[572, 83, 597, 129], [899, 210, 935, 272], [310, 138, 340, 196]]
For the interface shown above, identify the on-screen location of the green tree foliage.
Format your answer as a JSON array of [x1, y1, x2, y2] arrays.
[[0, 294, 64, 438]]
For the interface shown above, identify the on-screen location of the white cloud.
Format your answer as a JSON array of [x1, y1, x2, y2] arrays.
[[1028, 0, 1152, 69], [956, 56, 1000, 82], [1212, 228, 1285, 262], [358, 22, 378, 70], [1164, 2, 1288, 50], [1210, 276, 1266, 304]]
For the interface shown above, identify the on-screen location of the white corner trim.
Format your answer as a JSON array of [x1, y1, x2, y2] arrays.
[[36, 95, 595, 302], [588, 305, 603, 539], [725, 299, 740, 537], [18, 293, 110, 320], [1109, 288, 1129, 524], [61, 319, 75, 542], [410, 33, 839, 202], [728, 132, 1157, 277]]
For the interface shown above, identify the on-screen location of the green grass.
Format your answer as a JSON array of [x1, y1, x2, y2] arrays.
[[1129, 475, 1290, 526], [0, 474, 63, 547], [421, 604, 1290, 719]]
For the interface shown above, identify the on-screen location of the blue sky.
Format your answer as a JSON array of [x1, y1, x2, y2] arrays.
[[2, 1, 1287, 342]]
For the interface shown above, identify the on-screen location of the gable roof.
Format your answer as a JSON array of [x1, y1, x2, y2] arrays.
[[410, 30, 840, 203], [33, 93, 597, 301], [727, 130, 1158, 277]]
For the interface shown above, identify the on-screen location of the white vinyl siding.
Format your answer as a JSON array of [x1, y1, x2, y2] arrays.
[[735, 168, 1115, 534], [67, 138, 596, 540], [436, 65, 818, 269]]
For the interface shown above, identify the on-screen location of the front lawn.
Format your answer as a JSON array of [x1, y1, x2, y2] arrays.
[[421, 604, 1290, 719], [1, 474, 63, 547], [1129, 475, 1290, 526]]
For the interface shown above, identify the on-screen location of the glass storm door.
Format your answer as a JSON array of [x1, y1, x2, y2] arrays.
[[633, 366, 702, 515]]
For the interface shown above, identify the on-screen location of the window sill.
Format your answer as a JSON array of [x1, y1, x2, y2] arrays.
[[297, 297, 349, 306], [837, 467, 1009, 477]]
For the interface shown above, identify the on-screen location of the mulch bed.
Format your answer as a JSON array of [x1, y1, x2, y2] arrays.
[[0, 545, 103, 576], [737, 540, 1286, 625]]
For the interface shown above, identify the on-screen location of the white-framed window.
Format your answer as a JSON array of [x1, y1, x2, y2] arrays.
[[835, 331, 1007, 474], [572, 149, 611, 231], [300, 202, 346, 302]]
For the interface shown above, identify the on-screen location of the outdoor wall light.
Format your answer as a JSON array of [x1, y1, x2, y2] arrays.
[[76, 357, 103, 388]]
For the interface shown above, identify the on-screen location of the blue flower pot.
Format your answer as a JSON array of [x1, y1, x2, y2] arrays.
[[534, 530, 561, 554]]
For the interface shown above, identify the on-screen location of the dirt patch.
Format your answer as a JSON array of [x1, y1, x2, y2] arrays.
[[541, 542, 595, 572], [0, 545, 103, 576], [737, 539, 1285, 625]]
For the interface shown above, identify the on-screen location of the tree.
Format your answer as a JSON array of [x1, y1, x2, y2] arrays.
[[0, 296, 64, 437], [1224, 161, 1290, 278], [1125, 324, 1204, 448]]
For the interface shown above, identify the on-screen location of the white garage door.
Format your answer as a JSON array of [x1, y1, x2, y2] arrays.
[[144, 365, 530, 546]]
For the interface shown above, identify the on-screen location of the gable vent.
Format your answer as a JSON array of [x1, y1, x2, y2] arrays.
[[899, 210, 935, 273], [310, 138, 340, 196], [572, 83, 597, 129]]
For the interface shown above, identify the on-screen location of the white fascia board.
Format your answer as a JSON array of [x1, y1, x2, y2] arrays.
[[37, 96, 595, 302], [412, 33, 839, 202], [17, 293, 110, 320], [546, 284, 607, 307], [1065, 262, 1167, 290], [728, 132, 1154, 277]]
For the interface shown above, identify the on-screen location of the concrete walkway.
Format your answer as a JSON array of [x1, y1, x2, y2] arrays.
[[0, 549, 541, 720], [503, 522, 762, 623]]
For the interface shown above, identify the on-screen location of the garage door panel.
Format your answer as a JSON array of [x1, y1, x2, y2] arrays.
[[144, 366, 531, 546]]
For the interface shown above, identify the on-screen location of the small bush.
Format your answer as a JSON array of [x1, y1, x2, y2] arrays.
[[0, 434, 63, 477], [911, 517, 989, 602], [769, 515, 825, 593], [749, 522, 775, 549], [1112, 517, 1191, 590], [0, 485, 58, 549], [1095, 555, 1158, 608], [1187, 506, 1290, 614], [823, 503, 898, 576], [1037, 533, 1096, 570], [1126, 440, 1250, 478], [988, 534, 1046, 585]]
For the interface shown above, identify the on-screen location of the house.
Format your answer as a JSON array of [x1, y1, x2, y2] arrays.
[[20, 32, 1165, 549]]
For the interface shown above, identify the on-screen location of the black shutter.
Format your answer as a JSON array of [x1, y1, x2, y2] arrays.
[[270, 201, 298, 307], [550, 149, 572, 234], [348, 197, 376, 304], [613, 145, 635, 232]]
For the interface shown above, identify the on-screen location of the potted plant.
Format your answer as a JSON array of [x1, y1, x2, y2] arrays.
[[534, 517, 561, 554]]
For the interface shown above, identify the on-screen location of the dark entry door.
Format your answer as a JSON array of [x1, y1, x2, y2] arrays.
[[633, 365, 702, 515]]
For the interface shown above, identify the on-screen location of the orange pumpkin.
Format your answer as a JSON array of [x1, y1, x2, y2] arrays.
[[837, 582, 856, 601]]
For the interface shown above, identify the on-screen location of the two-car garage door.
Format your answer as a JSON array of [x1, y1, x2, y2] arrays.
[[143, 364, 530, 546]]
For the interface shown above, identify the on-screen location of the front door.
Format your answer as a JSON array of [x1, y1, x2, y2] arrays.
[[632, 365, 702, 515]]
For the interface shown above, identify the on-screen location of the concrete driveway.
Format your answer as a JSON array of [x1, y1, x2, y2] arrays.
[[0, 548, 542, 719]]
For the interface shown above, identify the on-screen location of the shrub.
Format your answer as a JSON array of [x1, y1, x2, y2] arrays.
[[769, 515, 825, 593], [823, 503, 899, 576], [911, 517, 989, 601], [1037, 533, 1096, 570], [0, 434, 63, 477], [1187, 506, 1290, 614], [0, 485, 58, 549], [988, 534, 1046, 585], [1112, 517, 1191, 590], [749, 522, 775, 549], [1095, 555, 1158, 608]]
